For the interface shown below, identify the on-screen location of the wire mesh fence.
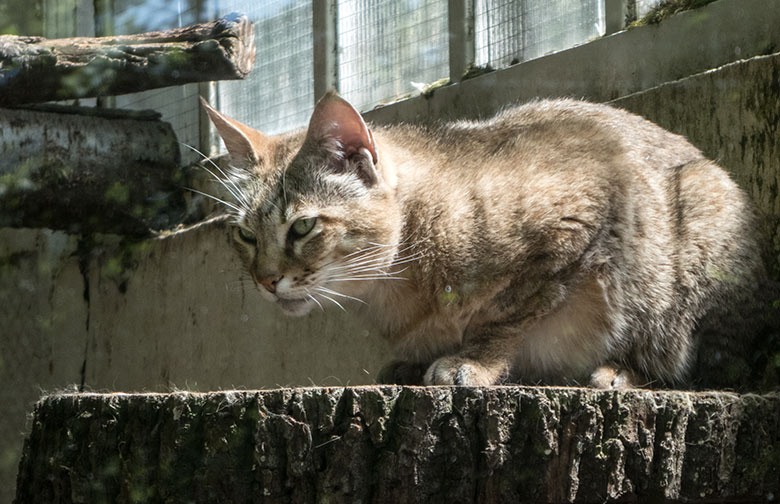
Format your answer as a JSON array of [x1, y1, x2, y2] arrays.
[[212, 0, 315, 142], [30, 0, 638, 152], [475, 0, 605, 69], [111, 0, 202, 163], [337, 0, 449, 112]]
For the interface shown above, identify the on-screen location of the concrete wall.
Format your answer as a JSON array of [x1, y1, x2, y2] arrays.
[[2, 1, 779, 501], [613, 53, 780, 276]]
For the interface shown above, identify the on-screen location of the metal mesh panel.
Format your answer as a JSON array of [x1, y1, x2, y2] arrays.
[[337, 0, 449, 112], [213, 0, 314, 139], [475, 0, 605, 68], [111, 0, 202, 163]]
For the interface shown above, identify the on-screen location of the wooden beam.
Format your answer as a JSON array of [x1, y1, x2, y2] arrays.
[[0, 13, 256, 106], [448, 0, 475, 83], [313, 0, 339, 100]]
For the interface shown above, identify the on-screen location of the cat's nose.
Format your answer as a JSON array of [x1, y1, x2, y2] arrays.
[[260, 275, 282, 293]]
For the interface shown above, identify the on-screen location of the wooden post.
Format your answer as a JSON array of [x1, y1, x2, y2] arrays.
[[605, 0, 633, 35], [313, 0, 339, 100], [448, 0, 475, 83], [0, 13, 256, 106]]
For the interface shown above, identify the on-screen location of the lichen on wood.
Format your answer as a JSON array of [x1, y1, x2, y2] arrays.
[[14, 387, 780, 503], [0, 13, 255, 106], [629, 0, 719, 28]]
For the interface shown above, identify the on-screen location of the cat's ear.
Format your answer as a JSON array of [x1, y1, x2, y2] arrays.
[[200, 97, 269, 170], [304, 90, 379, 185]]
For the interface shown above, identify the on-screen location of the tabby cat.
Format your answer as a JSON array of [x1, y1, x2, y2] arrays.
[[200, 91, 763, 388]]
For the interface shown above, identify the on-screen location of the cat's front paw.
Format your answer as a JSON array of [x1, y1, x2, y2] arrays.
[[423, 357, 499, 386], [589, 365, 643, 389], [376, 360, 427, 385]]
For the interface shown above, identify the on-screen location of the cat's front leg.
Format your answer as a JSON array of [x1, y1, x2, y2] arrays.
[[424, 356, 509, 386], [423, 340, 512, 386]]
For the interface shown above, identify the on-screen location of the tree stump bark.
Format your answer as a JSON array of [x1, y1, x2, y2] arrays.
[[0, 13, 255, 106], [14, 387, 780, 503]]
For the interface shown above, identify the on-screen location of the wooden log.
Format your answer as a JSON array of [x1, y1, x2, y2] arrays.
[[0, 105, 185, 235], [14, 387, 780, 503], [0, 13, 255, 106]]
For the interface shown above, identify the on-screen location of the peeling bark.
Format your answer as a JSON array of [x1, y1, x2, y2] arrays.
[[14, 387, 780, 503], [0, 13, 255, 106]]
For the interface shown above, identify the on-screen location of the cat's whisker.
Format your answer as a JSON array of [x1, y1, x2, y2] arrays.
[[183, 187, 241, 213], [334, 251, 423, 276], [195, 165, 246, 209], [317, 292, 347, 312], [327, 276, 408, 283], [316, 248, 390, 272], [328, 254, 394, 272], [180, 142, 252, 210], [342, 242, 396, 258], [340, 239, 421, 262], [315, 286, 367, 305], [319, 240, 423, 274], [184, 158, 247, 210], [338, 245, 396, 264], [306, 293, 325, 312], [332, 244, 421, 271]]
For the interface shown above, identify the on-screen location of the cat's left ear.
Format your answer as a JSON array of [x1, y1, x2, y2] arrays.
[[200, 97, 269, 172], [304, 90, 379, 185]]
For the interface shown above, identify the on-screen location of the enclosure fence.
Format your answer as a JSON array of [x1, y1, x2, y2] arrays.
[[39, 0, 665, 157]]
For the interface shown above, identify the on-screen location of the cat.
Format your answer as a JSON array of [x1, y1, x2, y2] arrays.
[[200, 90, 764, 389]]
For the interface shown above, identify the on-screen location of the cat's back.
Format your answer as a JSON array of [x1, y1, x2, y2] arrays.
[[382, 99, 703, 180]]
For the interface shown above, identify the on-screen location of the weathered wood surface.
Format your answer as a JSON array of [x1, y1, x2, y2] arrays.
[[14, 387, 780, 503], [0, 13, 255, 106], [0, 105, 185, 235]]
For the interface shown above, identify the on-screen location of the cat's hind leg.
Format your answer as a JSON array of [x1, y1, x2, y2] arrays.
[[589, 365, 645, 389]]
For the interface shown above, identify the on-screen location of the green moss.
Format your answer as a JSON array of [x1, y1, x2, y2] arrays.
[[105, 181, 130, 205], [421, 78, 450, 99], [462, 63, 495, 81], [628, 0, 717, 27], [100, 239, 154, 293]]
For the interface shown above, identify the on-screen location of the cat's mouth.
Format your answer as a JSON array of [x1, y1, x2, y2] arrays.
[[275, 296, 315, 317]]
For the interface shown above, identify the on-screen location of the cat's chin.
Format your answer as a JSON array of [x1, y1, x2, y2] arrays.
[[276, 297, 315, 317]]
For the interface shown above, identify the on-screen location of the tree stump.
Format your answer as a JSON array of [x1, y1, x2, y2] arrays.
[[14, 387, 780, 503]]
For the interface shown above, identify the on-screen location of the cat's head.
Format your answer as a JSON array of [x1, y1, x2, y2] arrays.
[[202, 91, 402, 316]]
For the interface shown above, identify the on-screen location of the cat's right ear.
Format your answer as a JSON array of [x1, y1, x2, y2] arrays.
[[200, 97, 269, 170], [303, 90, 380, 186]]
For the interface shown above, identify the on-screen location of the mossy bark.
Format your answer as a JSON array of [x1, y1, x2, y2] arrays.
[[0, 106, 184, 235], [0, 14, 255, 106], [14, 387, 780, 503]]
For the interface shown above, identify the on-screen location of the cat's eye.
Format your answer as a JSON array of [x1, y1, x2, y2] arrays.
[[290, 217, 317, 239], [237, 226, 256, 243]]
